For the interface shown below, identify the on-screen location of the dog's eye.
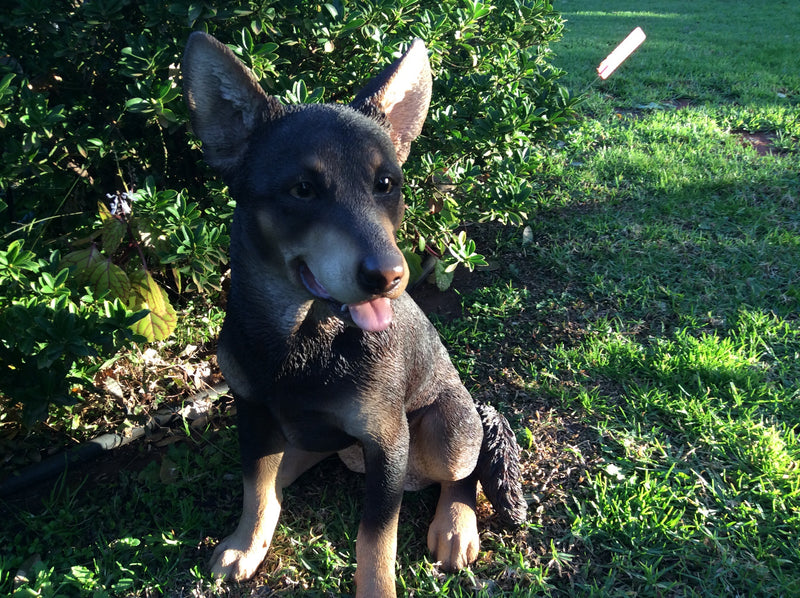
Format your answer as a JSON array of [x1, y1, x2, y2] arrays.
[[289, 181, 316, 200], [374, 176, 395, 194]]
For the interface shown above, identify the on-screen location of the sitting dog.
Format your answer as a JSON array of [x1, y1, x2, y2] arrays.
[[182, 32, 526, 597]]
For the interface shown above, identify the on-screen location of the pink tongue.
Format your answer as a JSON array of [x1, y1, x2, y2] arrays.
[[348, 297, 393, 332]]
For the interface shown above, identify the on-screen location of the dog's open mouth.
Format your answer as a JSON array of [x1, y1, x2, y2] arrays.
[[298, 263, 393, 332]]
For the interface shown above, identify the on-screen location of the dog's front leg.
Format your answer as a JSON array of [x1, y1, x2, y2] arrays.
[[210, 398, 285, 581], [211, 449, 283, 581], [354, 419, 409, 598], [211, 398, 328, 581]]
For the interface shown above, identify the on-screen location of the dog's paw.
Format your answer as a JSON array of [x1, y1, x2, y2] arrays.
[[426, 503, 480, 571], [209, 536, 268, 581]]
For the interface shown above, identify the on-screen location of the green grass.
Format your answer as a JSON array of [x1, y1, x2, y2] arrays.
[[543, 312, 800, 594], [554, 0, 800, 107], [525, 1, 800, 593], [3, 0, 800, 596]]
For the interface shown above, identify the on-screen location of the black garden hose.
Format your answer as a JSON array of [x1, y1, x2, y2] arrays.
[[0, 382, 230, 497]]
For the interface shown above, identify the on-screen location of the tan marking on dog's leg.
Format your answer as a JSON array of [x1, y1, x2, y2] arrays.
[[427, 479, 480, 571], [211, 449, 328, 581], [354, 516, 400, 598], [210, 452, 282, 581]]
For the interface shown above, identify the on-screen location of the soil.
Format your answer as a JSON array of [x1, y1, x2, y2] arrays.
[[737, 130, 780, 156]]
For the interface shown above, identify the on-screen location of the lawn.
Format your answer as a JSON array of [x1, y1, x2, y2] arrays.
[[2, 0, 799, 596]]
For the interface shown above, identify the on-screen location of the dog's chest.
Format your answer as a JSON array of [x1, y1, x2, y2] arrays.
[[264, 323, 407, 452], [220, 309, 405, 400]]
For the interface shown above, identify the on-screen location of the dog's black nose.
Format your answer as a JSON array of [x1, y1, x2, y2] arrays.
[[358, 255, 405, 295]]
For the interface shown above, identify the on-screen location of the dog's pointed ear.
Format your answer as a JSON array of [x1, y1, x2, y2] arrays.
[[182, 31, 282, 174], [351, 39, 432, 164]]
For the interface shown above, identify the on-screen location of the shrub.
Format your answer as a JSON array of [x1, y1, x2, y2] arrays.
[[0, 240, 143, 424], [0, 0, 578, 422]]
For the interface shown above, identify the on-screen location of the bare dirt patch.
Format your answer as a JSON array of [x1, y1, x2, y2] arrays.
[[736, 130, 780, 156]]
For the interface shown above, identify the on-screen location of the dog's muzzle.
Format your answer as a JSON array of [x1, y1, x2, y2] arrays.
[[298, 263, 395, 332]]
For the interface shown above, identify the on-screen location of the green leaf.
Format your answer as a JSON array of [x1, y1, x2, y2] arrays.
[[125, 97, 152, 112], [102, 217, 127, 255], [434, 259, 455, 291], [127, 270, 177, 341], [158, 107, 179, 123], [0, 239, 40, 276], [97, 200, 113, 224], [86, 258, 131, 300], [60, 246, 104, 285], [402, 249, 423, 285], [0, 72, 15, 93]]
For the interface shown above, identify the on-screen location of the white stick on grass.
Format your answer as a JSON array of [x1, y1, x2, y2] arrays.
[[597, 27, 647, 80]]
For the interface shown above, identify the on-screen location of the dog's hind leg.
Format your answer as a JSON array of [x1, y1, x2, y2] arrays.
[[426, 477, 480, 570], [424, 401, 528, 570], [211, 398, 329, 581], [408, 385, 484, 570]]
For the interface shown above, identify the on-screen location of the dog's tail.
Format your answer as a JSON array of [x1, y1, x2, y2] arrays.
[[474, 402, 528, 526]]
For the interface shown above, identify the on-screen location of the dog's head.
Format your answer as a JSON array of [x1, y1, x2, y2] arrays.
[[183, 32, 431, 332]]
